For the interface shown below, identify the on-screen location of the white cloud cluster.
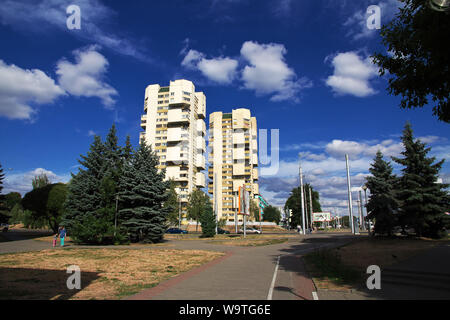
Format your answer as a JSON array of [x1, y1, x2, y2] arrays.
[[181, 49, 238, 84], [0, 60, 65, 120], [0, 46, 117, 120], [325, 139, 403, 159], [0, 0, 148, 61], [258, 134, 449, 210], [181, 41, 312, 102], [56, 46, 118, 108], [240, 41, 312, 102], [3, 168, 70, 195], [325, 51, 379, 97]]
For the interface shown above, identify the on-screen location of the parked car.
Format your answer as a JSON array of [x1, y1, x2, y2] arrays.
[[166, 228, 188, 234], [238, 227, 261, 234], [1, 223, 9, 232], [217, 228, 230, 234]]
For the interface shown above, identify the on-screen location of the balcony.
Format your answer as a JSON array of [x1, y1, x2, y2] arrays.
[[140, 115, 147, 129], [196, 172, 206, 188], [166, 146, 188, 163], [167, 127, 189, 142], [233, 148, 245, 160], [197, 119, 206, 135], [196, 136, 206, 151], [168, 109, 190, 124], [195, 154, 206, 169]]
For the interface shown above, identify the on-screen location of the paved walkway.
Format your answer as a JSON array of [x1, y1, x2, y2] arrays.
[[129, 235, 355, 300]]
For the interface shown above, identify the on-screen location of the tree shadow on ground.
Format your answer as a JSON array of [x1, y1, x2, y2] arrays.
[[3, 230, 53, 241], [0, 267, 100, 300]]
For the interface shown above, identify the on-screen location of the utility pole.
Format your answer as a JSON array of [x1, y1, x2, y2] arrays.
[[358, 190, 365, 231], [299, 160, 306, 235], [309, 186, 313, 231], [114, 194, 118, 237], [214, 172, 218, 235], [345, 154, 355, 234], [178, 198, 181, 230], [362, 185, 369, 232], [234, 194, 238, 234]]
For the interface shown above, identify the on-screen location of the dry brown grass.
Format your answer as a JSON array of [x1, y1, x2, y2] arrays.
[[0, 248, 224, 300]]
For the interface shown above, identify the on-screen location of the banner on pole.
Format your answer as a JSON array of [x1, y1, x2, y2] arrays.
[[312, 212, 331, 222], [238, 186, 250, 216]]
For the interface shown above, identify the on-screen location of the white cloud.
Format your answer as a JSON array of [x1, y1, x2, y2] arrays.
[[240, 41, 312, 102], [180, 41, 312, 101], [0, 0, 148, 62], [325, 51, 379, 97], [0, 60, 65, 120], [197, 57, 239, 84], [325, 139, 403, 159], [181, 49, 238, 85], [3, 168, 71, 195], [56, 46, 118, 108], [343, 0, 402, 40], [259, 134, 449, 212]]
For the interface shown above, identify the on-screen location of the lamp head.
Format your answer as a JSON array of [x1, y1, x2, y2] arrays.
[[429, 0, 450, 12]]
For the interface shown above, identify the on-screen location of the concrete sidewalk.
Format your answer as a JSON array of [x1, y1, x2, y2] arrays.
[[129, 235, 355, 300]]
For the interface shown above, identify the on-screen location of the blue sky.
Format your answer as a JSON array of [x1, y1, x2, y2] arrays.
[[0, 0, 448, 216]]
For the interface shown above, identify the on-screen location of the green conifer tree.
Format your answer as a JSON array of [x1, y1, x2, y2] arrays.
[[119, 140, 169, 243], [392, 123, 449, 238], [366, 151, 399, 235], [63, 135, 105, 226], [200, 201, 216, 238]]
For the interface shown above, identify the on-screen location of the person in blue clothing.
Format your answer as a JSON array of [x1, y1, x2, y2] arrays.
[[59, 226, 66, 247]]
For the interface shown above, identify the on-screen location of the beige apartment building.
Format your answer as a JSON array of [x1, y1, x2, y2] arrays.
[[208, 109, 259, 223], [140, 79, 206, 223]]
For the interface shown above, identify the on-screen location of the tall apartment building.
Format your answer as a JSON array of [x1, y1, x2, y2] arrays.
[[208, 109, 259, 223], [140, 79, 206, 223]]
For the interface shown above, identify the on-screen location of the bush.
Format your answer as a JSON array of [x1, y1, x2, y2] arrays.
[[70, 209, 128, 245]]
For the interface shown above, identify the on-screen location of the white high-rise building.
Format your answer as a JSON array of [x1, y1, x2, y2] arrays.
[[208, 108, 259, 223], [140, 79, 206, 223]]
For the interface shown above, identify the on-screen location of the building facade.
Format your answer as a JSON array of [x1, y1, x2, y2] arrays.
[[208, 108, 259, 223], [140, 79, 206, 223]]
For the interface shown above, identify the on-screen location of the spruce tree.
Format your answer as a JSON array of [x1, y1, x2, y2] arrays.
[[392, 123, 449, 238], [123, 135, 133, 162], [119, 140, 169, 243], [63, 135, 105, 225], [200, 201, 216, 238], [366, 151, 399, 236]]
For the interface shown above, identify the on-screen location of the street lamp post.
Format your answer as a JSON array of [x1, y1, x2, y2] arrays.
[[345, 154, 355, 234], [299, 162, 306, 235]]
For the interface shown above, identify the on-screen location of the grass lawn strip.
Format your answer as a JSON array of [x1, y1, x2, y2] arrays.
[[0, 248, 224, 300]]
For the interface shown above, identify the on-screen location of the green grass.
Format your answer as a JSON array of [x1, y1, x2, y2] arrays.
[[304, 249, 362, 286], [116, 282, 158, 300]]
